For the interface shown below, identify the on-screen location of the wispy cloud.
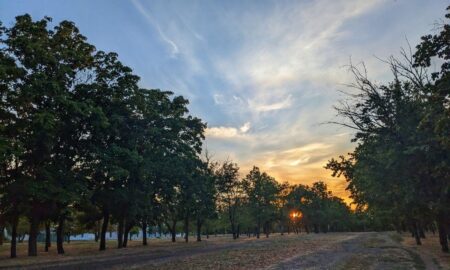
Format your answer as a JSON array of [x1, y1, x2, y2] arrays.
[[131, 0, 179, 58], [248, 94, 292, 112], [210, 0, 386, 118], [124, 0, 447, 203]]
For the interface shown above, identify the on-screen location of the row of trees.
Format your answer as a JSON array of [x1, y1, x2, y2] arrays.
[[0, 15, 359, 259], [0, 14, 207, 257], [213, 163, 356, 240], [326, 6, 450, 253]]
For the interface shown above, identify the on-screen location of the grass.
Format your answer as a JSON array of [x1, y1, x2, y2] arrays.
[[401, 233, 450, 270], [0, 233, 355, 269], [402, 248, 426, 270], [152, 233, 353, 270], [0, 237, 210, 268], [0, 232, 448, 269], [388, 232, 403, 243]]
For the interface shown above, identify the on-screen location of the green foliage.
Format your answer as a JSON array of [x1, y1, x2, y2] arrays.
[[326, 5, 450, 251], [242, 166, 280, 236]]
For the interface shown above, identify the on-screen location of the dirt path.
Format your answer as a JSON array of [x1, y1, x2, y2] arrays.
[[267, 232, 435, 270], [265, 233, 362, 270]]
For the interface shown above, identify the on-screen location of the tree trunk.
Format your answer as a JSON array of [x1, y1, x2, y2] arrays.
[[167, 220, 177, 242], [171, 230, 176, 242], [99, 209, 109, 251], [10, 216, 18, 258], [437, 216, 449, 252], [412, 221, 422, 245], [256, 220, 261, 239], [45, 222, 51, 252], [419, 225, 426, 239], [142, 222, 148, 246], [123, 229, 129, 247], [123, 222, 132, 248], [229, 207, 236, 239], [0, 223, 4, 246], [56, 217, 65, 254], [430, 223, 436, 235], [117, 217, 124, 249], [184, 215, 189, 243], [231, 222, 236, 239], [313, 224, 319, 234], [196, 218, 202, 242], [28, 215, 39, 256], [158, 223, 162, 238]]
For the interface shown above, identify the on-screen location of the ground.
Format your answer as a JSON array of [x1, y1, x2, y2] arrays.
[[0, 232, 448, 269]]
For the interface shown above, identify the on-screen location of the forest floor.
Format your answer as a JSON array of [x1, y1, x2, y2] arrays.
[[0, 232, 448, 269]]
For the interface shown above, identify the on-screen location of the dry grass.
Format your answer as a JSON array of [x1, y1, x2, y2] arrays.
[[152, 233, 355, 270], [401, 233, 450, 270], [0, 233, 353, 269], [1, 232, 448, 270], [338, 233, 424, 270], [0, 237, 210, 268]]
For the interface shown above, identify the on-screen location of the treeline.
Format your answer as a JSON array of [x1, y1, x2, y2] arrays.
[[326, 6, 450, 253], [0, 15, 361, 259], [0, 14, 206, 257]]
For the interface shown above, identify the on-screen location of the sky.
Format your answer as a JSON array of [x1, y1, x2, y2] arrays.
[[1, 0, 448, 202]]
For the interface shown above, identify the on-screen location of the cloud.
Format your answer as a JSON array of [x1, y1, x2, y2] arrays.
[[206, 122, 251, 139], [205, 126, 239, 138], [209, 0, 385, 118], [131, 0, 179, 57], [124, 0, 438, 203], [240, 122, 251, 133], [256, 143, 333, 169], [248, 94, 292, 112], [213, 94, 225, 105]]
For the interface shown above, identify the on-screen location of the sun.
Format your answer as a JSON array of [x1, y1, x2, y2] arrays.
[[290, 211, 303, 220]]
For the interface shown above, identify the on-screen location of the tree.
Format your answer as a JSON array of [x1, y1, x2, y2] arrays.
[[413, 6, 450, 252], [326, 5, 450, 252], [191, 158, 218, 242], [0, 14, 207, 256], [0, 14, 97, 256], [216, 161, 242, 239], [242, 167, 280, 238]]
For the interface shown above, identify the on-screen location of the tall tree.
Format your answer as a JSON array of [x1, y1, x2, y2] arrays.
[[216, 161, 242, 239], [326, 5, 450, 252], [242, 167, 280, 238], [0, 14, 97, 256]]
